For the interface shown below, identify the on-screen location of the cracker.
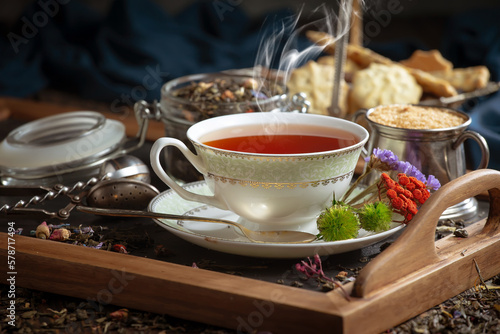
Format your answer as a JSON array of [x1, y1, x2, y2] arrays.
[[345, 43, 393, 68], [432, 66, 490, 92], [400, 49, 453, 73], [306, 31, 392, 68], [406, 68, 457, 97]]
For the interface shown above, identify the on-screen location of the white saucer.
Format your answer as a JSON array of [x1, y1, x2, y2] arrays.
[[148, 181, 404, 258]]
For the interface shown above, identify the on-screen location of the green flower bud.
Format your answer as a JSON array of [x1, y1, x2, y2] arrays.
[[358, 202, 392, 232], [317, 203, 359, 241]]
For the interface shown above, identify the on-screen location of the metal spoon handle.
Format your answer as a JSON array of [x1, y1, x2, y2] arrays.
[[76, 206, 242, 228], [76, 206, 317, 244]]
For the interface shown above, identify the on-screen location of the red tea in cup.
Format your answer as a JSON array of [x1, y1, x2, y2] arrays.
[[201, 124, 359, 154]]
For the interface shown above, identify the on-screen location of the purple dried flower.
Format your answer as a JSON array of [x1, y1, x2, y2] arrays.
[[371, 149, 440, 189], [395, 161, 426, 183], [426, 175, 441, 190], [90, 242, 104, 249], [453, 310, 462, 319], [370, 148, 399, 167], [48, 223, 70, 229]]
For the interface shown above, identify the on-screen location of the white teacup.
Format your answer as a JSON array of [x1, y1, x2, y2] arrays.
[[150, 112, 369, 232]]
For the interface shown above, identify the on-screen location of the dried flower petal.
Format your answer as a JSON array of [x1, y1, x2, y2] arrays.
[[413, 189, 423, 200], [109, 309, 128, 321], [403, 189, 413, 199], [387, 189, 397, 199], [395, 185, 405, 194], [49, 228, 71, 241], [398, 174, 410, 186], [391, 197, 404, 210], [426, 174, 441, 190], [409, 177, 426, 189], [396, 161, 426, 182], [112, 244, 128, 254], [35, 222, 51, 239], [407, 201, 418, 215], [372, 148, 399, 166]]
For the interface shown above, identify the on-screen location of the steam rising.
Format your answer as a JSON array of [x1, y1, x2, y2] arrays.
[[253, 3, 358, 96]]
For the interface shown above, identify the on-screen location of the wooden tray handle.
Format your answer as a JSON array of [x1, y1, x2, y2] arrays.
[[352, 168, 500, 298]]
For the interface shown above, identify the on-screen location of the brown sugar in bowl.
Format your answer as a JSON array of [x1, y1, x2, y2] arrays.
[[367, 104, 467, 130]]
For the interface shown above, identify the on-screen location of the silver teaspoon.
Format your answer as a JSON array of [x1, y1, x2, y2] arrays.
[[76, 206, 317, 244]]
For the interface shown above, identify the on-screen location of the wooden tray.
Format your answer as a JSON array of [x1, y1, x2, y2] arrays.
[[1, 169, 499, 333]]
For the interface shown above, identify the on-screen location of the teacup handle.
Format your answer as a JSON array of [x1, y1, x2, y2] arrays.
[[352, 109, 369, 158], [452, 130, 490, 170], [150, 138, 228, 210]]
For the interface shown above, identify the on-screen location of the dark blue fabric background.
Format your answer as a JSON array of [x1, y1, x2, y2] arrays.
[[0, 0, 297, 102], [440, 8, 500, 170], [1, 0, 499, 168]]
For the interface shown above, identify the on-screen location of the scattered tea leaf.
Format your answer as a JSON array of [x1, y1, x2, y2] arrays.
[[21, 310, 37, 319]]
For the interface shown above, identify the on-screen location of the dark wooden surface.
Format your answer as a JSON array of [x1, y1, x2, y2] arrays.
[[0, 108, 496, 333]]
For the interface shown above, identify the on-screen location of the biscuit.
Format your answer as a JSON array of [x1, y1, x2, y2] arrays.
[[306, 31, 458, 97], [316, 55, 362, 74], [350, 63, 422, 111], [287, 60, 349, 115], [346, 45, 457, 97]]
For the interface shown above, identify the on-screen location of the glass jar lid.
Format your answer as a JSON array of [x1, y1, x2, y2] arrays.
[[0, 111, 126, 178]]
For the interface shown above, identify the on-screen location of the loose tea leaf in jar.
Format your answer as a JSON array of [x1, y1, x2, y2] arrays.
[[172, 77, 284, 118]]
